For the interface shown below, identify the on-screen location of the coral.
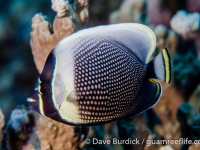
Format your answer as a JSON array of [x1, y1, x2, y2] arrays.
[[5, 106, 89, 150], [187, 0, 200, 12], [27, 0, 90, 150], [6, 106, 35, 150], [168, 10, 200, 99], [0, 109, 5, 149], [52, 0, 89, 24], [84, 125, 110, 150], [170, 10, 200, 41], [177, 102, 198, 150], [144, 134, 163, 150], [147, 0, 172, 27], [189, 84, 200, 113], [155, 122, 180, 141], [188, 143, 200, 150], [145, 109, 162, 133], [30, 0, 89, 73], [147, 0, 200, 27], [117, 114, 149, 150], [177, 103, 197, 136], [147, 7, 200, 150], [173, 44, 200, 99], [3, 0, 200, 149], [152, 82, 183, 150], [52, 0, 70, 18], [151, 9, 200, 150], [153, 81, 184, 123], [154, 24, 177, 55], [27, 112, 89, 150], [155, 121, 181, 150], [109, 0, 149, 25], [154, 122, 181, 150], [159, 145, 174, 150], [191, 115, 200, 140]]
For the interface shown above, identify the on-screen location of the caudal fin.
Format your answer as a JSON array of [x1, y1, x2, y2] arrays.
[[147, 48, 171, 83]]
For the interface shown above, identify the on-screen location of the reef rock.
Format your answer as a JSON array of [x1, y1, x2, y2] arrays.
[[170, 10, 200, 40], [0, 109, 4, 148]]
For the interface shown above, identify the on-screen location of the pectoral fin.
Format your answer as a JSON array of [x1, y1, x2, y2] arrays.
[[67, 90, 77, 102]]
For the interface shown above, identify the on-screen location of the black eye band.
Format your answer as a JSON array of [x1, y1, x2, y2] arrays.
[[39, 84, 50, 95]]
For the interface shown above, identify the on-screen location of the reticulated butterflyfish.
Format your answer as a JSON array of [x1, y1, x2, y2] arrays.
[[27, 23, 171, 126]]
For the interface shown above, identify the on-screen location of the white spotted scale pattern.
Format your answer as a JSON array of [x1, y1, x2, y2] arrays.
[[73, 35, 147, 124]]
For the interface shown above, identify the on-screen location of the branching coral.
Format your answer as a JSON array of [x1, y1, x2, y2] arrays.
[[52, 0, 89, 26], [29, 112, 89, 150], [109, 0, 149, 25], [152, 11, 200, 136], [152, 82, 183, 150], [150, 10, 200, 150], [30, 0, 89, 73], [154, 25, 177, 55], [153, 81, 184, 122], [154, 122, 181, 150], [0, 109, 5, 149], [28, 1, 90, 150], [7, 108, 89, 150]]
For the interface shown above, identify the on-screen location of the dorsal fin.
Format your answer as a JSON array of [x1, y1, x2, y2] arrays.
[[107, 23, 156, 64], [72, 23, 156, 64]]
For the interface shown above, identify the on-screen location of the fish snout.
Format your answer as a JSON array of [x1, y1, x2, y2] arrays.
[[27, 91, 40, 113]]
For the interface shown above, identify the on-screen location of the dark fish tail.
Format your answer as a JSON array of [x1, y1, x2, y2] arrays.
[[147, 48, 171, 83]]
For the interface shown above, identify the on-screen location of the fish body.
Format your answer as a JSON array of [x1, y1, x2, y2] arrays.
[[27, 23, 171, 126]]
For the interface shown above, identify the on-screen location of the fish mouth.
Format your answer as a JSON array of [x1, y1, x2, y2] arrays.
[[27, 98, 36, 103], [27, 98, 40, 113], [27, 91, 40, 113], [27, 97, 58, 119]]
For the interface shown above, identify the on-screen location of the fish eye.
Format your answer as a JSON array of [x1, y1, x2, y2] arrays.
[[39, 84, 50, 95]]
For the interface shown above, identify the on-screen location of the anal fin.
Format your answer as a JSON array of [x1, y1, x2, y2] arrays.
[[129, 79, 162, 117]]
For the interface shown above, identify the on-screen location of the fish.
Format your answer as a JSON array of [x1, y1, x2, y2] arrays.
[[27, 23, 171, 126]]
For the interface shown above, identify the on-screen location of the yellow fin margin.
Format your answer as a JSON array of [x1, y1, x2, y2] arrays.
[[131, 24, 156, 64], [162, 48, 171, 83], [148, 78, 162, 102]]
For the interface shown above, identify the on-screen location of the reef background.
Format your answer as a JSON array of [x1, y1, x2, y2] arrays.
[[0, 0, 200, 150]]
